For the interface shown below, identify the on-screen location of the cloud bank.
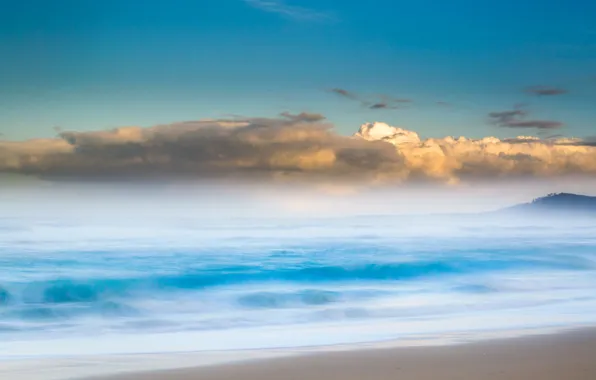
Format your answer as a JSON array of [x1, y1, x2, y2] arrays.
[[0, 114, 404, 183], [2, 115, 596, 185], [356, 122, 596, 184]]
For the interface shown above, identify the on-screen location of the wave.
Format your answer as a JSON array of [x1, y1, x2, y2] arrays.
[[0, 256, 589, 308]]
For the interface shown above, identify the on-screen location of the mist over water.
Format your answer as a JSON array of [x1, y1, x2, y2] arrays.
[[1, 184, 596, 357]]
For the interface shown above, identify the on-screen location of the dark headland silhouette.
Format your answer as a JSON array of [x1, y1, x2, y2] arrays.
[[503, 193, 596, 215]]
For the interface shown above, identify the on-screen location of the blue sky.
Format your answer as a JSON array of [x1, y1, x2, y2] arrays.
[[1, 0, 595, 140]]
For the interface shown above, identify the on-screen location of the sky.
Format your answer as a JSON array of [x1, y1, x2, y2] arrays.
[[2, 0, 596, 141]]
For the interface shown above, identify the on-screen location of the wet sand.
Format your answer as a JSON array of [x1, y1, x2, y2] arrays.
[[92, 329, 596, 380]]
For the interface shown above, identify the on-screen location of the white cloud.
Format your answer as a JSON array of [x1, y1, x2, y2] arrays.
[[244, 0, 335, 22], [357, 122, 596, 184]]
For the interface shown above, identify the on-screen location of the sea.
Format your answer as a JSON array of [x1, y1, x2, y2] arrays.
[[2, 200, 596, 361]]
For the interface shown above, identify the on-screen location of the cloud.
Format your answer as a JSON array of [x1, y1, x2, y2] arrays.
[[330, 88, 360, 101], [525, 85, 568, 96], [369, 103, 398, 110], [329, 89, 412, 110], [500, 120, 564, 129], [279, 111, 326, 123], [244, 0, 334, 22], [0, 113, 405, 183], [488, 110, 528, 124], [488, 108, 564, 130], [2, 118, 596, 186], [353, 122, 596, 183]]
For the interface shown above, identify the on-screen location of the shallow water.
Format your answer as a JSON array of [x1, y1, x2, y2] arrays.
[[1, 212, 596, 357]]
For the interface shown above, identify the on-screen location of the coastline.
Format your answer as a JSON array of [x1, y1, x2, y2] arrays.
[[87, 327, 596, 380], [3, 326, 596, 380]]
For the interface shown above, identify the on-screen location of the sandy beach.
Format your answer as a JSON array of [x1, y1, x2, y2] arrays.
[[87, 329, 596, 380]]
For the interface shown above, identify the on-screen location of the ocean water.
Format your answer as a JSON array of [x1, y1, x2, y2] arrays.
[[1, 210, 596, 358]]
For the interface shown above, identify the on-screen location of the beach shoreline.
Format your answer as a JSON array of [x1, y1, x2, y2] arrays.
[[83, 327, 596, 380], [2, 327, 592, 380]]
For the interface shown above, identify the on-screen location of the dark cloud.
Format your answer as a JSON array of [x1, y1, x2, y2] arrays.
[[330, 89, 412, 111], [329, 88, 360, 101], [525, 86, 568, 96], [488, 108, 563, 130], [500, 120, 564, 129], [279, 111, 326, 123], [488, 110, 528, 124], [368, 103, 398, 110]]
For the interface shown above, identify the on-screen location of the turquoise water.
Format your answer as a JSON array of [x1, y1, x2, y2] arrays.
[[1, 213, 596, 357]]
